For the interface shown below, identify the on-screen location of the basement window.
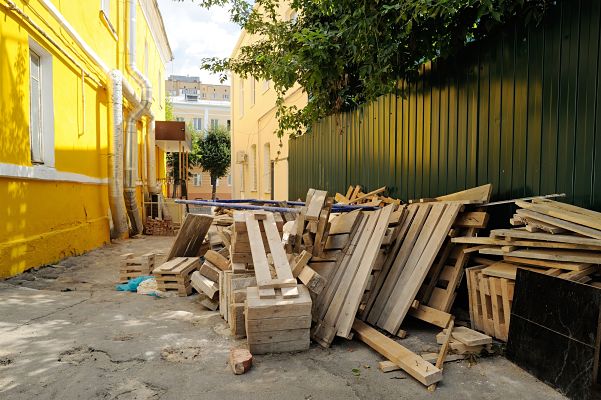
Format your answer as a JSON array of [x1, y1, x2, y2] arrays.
[[28, 39, 55, 167]]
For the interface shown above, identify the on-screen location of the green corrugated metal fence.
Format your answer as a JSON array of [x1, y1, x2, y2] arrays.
[[289, 0, 601, 211]]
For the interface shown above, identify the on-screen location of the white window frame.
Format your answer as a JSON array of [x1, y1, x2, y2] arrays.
[[100, 0, 117, 39], [211, 119, 219, 129], [263, 143, 271, 194], [227, 173, 232, 186], [250, 78, 256, 106], [262, 79, 270, 93], [193, 118, 202, 131], [193, 173, 202, 186], [28, 39, 55, 168]]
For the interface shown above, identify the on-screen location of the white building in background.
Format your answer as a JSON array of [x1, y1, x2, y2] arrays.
[[166, 75, 232, 199]]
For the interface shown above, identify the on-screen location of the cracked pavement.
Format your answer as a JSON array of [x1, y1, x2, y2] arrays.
[[0, 236, 567, 399]]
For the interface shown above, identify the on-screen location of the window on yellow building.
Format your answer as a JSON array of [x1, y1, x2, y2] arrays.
[[227, 173, 232, 186], [28, 40, 54, 166], [144, 40, 149, 76], [263, 143, 271, 194], [262, 80, 270, 93], [211, 119, 219, 129], [250, 144, 257, 191], [250, 78, 256, 106]]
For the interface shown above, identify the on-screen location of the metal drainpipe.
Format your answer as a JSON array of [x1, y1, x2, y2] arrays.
[[108, 70, 129, 237], [147, 117, 159, 194], [125, 0, 153, 235]]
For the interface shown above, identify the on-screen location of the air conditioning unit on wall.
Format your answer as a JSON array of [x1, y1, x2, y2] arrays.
[[236, 150, 247, 164]]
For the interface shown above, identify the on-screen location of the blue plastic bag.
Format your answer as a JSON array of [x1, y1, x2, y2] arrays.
[[115, 275, 153, 292]]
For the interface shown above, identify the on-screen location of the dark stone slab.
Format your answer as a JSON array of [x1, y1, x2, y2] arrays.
[[506, 270, 601, 400]]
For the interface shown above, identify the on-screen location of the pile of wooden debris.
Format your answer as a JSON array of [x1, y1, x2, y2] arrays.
[[118, 184, 601, 393]]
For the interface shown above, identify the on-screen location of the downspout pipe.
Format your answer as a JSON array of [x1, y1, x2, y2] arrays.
[[147, 116, 159, 194], [125, 0, 153, 235], [37, 0, 139, 238]]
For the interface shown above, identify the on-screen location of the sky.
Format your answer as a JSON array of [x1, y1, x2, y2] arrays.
[[157, 0, 241, 84]]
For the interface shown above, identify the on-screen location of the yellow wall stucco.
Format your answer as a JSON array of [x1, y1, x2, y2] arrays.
[[0, 0, 172, 278]]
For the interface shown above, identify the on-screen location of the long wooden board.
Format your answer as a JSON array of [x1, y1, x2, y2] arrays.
[[166, 214, 213, 260], [379, 203, 462, 334], [336, 205, 395, 338], [367, 204, 430, 325], [245, 213, 276, 298], [490, 228, 601, 247], [352, 319, 442, 386], [479, 247, 601, 264], [516, 209, 601, 240], [516, 199, 601, 232]]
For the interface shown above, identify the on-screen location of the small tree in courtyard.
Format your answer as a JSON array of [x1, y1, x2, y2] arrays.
[[197, 126, 231, 200]]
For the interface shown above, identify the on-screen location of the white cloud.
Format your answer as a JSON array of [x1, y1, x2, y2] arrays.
[[157, 0, 241, 84]]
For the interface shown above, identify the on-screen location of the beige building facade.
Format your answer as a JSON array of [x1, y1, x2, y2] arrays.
[[230, 6, 307, 201]]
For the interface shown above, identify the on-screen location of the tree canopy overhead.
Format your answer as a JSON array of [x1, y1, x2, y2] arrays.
[[195, 0, 552, 137]]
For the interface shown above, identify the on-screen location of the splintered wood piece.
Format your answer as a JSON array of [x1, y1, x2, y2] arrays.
[[305, 190, 328, 221], [427, 318, 455, 392], [298, 266, 327, 294], [347, 187, 386, 204], [352, 319, 442, 386], [245, 213, 276, 298]]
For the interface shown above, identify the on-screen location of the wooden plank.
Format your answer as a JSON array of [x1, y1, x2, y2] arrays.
[[532, 198, 601, 220], [352, 319, 442, 386], [264, 212, 298, 299], [298, 266, 327, 294], [245, 213, 276, 298], [452, 236, 601, 251], [480, 247, 601, 264], [246, 328, 309, 345], [447, 326, 492, 346], [408, 303, 453, 329], [199, 261, 220, 282], [346, 187, 386, 204], [481, 262, 545, 279], [305, 190, 328, 221], [428, 318, 455, 392], [328, 210, 362, 235], [291, 250, 312, 278], [516, 200, 601, 232], [314, 213, 366, 322], [336, 205, 395, 338], [245, 285, 312, 320], [314, 202, 332, 255], [324, 234, 350, 250], [313, 210, 380, 345], [367, 204, 430, 325], [435, 184, 492, 203], [245, 315, 312, 332], [190, 271, 219, 299], [490, 228, 601, 247], [378, 203, 461, 333], [204, 250, 230, 271], [349, 185, 362, 201], [515, 209, 601, 240], [453, 212, 489, 228], [166, 214, 213, 260]]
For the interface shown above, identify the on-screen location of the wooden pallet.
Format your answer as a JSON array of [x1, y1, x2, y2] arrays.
[[466, 266, 514, 341], [119, 252, 156, 282], [153, 257, 200, 296]]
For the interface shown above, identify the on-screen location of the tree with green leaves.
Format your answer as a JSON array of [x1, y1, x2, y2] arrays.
[[191, 0, 551, 137], [196, 126, 231, 200], [167, 121, 202, 198]]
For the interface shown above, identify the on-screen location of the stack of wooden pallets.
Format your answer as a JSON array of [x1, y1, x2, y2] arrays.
[[153, 257, 200, 296], [144, 217, 174, 236], [119, 252, 156, 282], [453, 198, 601, 341]]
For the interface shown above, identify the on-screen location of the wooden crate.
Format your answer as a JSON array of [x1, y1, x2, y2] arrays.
[[466, 266, 514, 341], [153, 257, 200, 296], [119, 253, 155, 282]]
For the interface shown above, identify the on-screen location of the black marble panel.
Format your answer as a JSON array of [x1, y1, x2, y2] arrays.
[[506, 270, 601, 400]]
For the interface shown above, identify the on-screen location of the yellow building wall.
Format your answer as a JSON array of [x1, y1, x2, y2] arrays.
[[230, 5, 307, 201], [0, 0, 169, 278]]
